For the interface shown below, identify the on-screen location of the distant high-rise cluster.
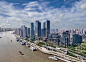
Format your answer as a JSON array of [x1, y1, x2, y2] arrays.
[[0, 27, 13, 32], [15, 20, 50, 39], [15, 21, 86, 47], [15, 25, 30, 38]]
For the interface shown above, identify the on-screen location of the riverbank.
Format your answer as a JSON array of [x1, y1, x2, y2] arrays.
[[0, 31, 65, 62], [15, 34, 84, 62], [29, 42, 80, 62]]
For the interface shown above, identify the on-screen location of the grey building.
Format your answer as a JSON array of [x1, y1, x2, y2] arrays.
[[41, 29, 44, 37], [61, 31, 70, 47], [43, 20, 50, 38], [27, 28, 30, 37], [23, 26, 27, 38], [43, 22, 46, 37], [17, 28, 21, 36], [21, 25, 25, 37], [35, 21, 41, 38], [81, 29, 83, 34], [73, 34, 82, 44], [31, 23, 34, 37], [49, 33, 61, 45]]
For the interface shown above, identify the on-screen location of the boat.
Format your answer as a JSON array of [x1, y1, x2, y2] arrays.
[[48, 56, 58, 60], [26, 43, 30, 47], [11, 40, 12, 42], [20, 42, 26, 45], [30, 46, 38, 51], [16, 38, 19, 41], [19, 51, 24, 55]]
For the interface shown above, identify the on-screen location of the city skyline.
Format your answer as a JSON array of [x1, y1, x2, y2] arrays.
[[0, 0, 86, 29]]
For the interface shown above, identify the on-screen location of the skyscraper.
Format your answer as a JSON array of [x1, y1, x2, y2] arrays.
[[27, 28, 30, 37], [0, 27, 1, 32], [43, 22, 46, 37], [43, 20, 50, 38], [31, 23, 34, 37], [23, 26, 27, 38], [41, 29, 44, 37], [17, 28, 21, 36], [61, 31, 70, 47], [81, 29, 83, 34], [21, 25, 25, 37], [35, 21, 41, 38]]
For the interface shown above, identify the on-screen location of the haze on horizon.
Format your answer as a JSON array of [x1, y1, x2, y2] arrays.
[[0, 0, 86, 29]]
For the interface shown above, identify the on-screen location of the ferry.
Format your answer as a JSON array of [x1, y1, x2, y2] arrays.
[[48, 56, 58, 61], [30, 46, 38, 51], [19, 51, 24, 55]]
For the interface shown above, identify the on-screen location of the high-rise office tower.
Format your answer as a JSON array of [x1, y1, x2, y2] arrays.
[[43, 22, 46, 37], [23, 26, 27, 38], [41, 29, 44, 37], [81, 29, 83, 34], [61, 31, 70, 47], [43, 20, 50, 38], [35, 21, 41, 38], [31, 23, 34, 37], [73, 34, 82, 44], [21, 25, 25, 37], [27, 28, 30, 37], [17, 28, 21, 36], [0, 27, 1, 32]]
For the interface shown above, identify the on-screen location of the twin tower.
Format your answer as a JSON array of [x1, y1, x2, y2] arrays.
[[31, 20, 50, 38]]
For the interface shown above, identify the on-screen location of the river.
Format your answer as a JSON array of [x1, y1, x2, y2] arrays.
[[0, 31, 65, 62]]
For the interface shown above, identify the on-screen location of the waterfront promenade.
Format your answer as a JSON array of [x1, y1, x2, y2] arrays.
[[25, 39, 83, 62]]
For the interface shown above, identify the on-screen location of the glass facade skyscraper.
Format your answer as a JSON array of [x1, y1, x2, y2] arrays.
[[31, 23, 34, 37], [43, 20, 50, 38], [27, 28, 30, 37], [35, 21, 41, 38], [21, 25, 25, 37], [61, 31, 70, 47], [43, 22, 46, 37], [23, 26, 27, 38]]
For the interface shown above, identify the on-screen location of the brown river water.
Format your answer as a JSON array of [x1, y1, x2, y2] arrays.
[[0, 31, 65, 62]]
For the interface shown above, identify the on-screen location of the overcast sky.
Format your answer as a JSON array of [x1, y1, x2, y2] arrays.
[[0, 0, 86, 29]]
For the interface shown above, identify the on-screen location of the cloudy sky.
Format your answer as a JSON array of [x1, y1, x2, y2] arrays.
[[0, 0, 86, 29]]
